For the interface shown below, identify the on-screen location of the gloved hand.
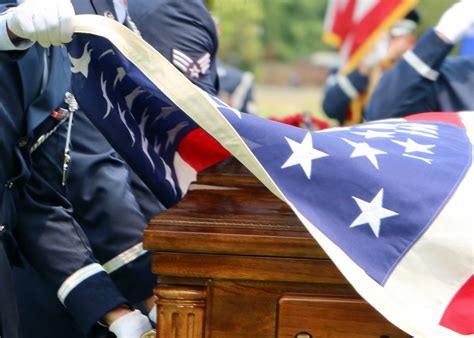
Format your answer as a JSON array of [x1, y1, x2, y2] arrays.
[[108, 310, 153, 338], [361, 33, 389, 69], [148, 304, 157, 324], [435, 0, 474, 44], [6, 0, 75, 48]]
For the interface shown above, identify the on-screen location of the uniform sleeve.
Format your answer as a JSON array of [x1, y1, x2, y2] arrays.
[[128, 0, 219, 95], [365, 29, 453, 120], [322, 67, 369, 124], [66, 111, 159, 304], [15, 121, 127, 334]]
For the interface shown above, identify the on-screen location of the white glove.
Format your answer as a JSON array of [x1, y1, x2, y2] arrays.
[[109, 310, 153, 338], [435, 0, 474, 44], [362, 33, 389, 68], [6, 0, 75, 48], [148, 305, 157, 324]]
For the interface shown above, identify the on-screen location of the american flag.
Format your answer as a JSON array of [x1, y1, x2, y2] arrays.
[[68, 26, 230, 208], [323, 0, 418, 74], [70, 15, 474, 337]]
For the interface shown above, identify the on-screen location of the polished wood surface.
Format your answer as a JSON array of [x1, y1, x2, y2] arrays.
[[145, 158, 408, 338], [155, 285, 207, 338], [277, 296, 408, 338]]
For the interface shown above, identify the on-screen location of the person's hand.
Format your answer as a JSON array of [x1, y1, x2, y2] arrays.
[[435, 0, 474, 44], [108, 310, 152, 338], [359, 34, 389, 74], [6, 0, 75, 48]]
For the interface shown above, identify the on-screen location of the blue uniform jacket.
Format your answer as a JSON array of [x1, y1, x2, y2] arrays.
[[129, 0, 219, 95], [365, 29, 474, 120], [12, 0, 219, 337], [0, 8, 81, 336], [0, 46, 30, 338], [0, 1, 149, 336]]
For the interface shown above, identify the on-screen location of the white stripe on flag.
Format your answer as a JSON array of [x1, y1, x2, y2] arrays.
[[173, 152, 197, 197], [295, 113, 474, 338], [73, 17, 473, 336], [353, 0, 378, 22]]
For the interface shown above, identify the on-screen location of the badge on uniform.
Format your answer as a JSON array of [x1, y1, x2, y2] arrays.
[[172, 49, 210, 79]]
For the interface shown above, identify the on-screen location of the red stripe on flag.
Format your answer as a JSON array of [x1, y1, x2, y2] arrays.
[[177, 128, 231, 172], [347, 0, 403, 57], [405, 112, 465, 128], [337, 0, 417, 73], [325, 0, 356, 46], [439, 275, 474, 335]]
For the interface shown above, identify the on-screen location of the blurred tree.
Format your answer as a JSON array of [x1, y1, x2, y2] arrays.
[[205, 0, 215, 11], [212, 0, 456, 69], [261, 0, 328, 61], [211, 0, 264, 70]]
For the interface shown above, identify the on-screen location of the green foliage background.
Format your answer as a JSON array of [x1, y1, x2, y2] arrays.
[[208, 0, 455, 71]]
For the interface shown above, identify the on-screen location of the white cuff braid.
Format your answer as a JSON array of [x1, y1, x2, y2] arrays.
[[435, 0, 474, 44], [109, 310, 152, 338], [362, 34, 389, 68]]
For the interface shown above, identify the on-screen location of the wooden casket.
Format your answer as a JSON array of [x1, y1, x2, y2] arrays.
[[145, 158, 408, 338]]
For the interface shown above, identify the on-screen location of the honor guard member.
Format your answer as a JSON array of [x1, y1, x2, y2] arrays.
[[0, 37, 29, 338], [129, 0, 219, 96], [9, 0, 220, 337], [0, 0, 155, 337], [365, 0, 474, 120], [322, 11, 419, 125], [217, 60, 257, 115]]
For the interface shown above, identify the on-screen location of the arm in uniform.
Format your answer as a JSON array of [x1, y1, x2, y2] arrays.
[[16, 129, 129, 332], [129, 0, 219, 95], [365, 0, 474, 120], [0, 1, 146, 336], [66, 110, 160, 305], [365, 30, 452, 120], [322, 67, 369, 125]]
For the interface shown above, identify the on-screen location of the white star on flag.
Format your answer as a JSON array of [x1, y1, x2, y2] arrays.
[[342, 138, 387, 169], [100, 73, 114, 119], [350, 188, 398, 237], [281, 133, 328, 179], [113, 67, 126, 88], [392, 138, 435, 154], [351, 130, 395, 139], [69, 42, 92, 78]]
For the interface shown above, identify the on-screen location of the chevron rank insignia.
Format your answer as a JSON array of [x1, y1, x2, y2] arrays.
[[172, 49, 211, 79]]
